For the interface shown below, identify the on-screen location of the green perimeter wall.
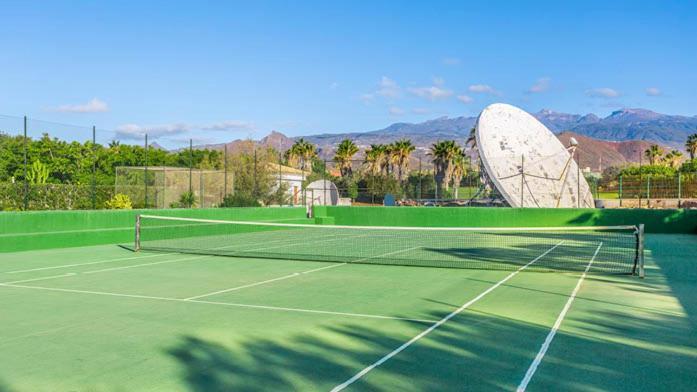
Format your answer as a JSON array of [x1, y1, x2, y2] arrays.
[[0, 207, 309, 252], [313, 206, 697, 234]]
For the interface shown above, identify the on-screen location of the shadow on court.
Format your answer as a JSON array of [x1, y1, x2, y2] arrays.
[[166, 299, 696, 391]]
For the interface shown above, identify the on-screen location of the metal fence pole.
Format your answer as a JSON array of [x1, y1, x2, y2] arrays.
[[92, 125, 97, 209], [619, 174, 623, 207], [418, 157, 422, 200], [224, 144, 228, 199], [278, 151, 283, 206], [324, 159, 327, 206], [678, 172, 682, 206], [189, 139, 193, 208], [23, 115, 28, 210], [520, 155, 525, 207], [253, 148, 258, 198], [144, 134, 149, 209]]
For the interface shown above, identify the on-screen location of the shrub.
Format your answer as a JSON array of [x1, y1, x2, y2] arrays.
[[105, 193, 133, 209], [220, 192, 261, 207]]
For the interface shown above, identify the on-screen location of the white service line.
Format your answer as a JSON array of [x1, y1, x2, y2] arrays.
[[0, 273, 77, 285], [516, 242, 602, 392], [183, 246, 422, 301], [84, 254, 212, 274], [4, 252, 177, 274], [0, 283, 435, 324], [330, 241, 566, 392]]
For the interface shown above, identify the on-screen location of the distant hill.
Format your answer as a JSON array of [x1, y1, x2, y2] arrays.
[[193, 107, 696, 168]]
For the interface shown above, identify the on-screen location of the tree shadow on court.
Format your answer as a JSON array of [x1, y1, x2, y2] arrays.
[[165, 295, 697, 391]]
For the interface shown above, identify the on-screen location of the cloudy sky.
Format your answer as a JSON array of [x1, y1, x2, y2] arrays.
[[1, 0, 695, 147]]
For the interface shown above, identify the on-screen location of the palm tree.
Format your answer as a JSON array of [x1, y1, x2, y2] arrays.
[[333, 139, 359, 177], [429, 140, 462, 191], [686, 134, 697, 160], [390, 139, 415, 181], [664, 150, 683, 169], [450, 153, 468, 198], [465, 127, 477, 150], [288, 138, 317, 172], [364, 144, 384, 175], [644, 144, 663, 165]]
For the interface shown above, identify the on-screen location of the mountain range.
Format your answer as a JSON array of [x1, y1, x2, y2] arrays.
[[197, 107, 697, 170]]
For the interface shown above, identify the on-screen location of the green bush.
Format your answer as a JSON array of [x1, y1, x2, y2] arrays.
[[220, 192, 261, 207], [105, 193, 133, 209], [170, 191, 197, 208]]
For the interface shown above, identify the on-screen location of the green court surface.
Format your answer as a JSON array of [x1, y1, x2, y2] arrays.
[[1, 233, 696, 391]]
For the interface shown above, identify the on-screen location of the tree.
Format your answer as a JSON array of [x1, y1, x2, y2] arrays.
[[364, 144, 389, 176], [450, 153, 468, 198], [390, 139, 415, 181], [644, 144, 663, 165], [429, 140, 462, 191], [664, 150, 683, 169], [333, 139, 359, 177], [287, 138, 317, 172], [686, 134, 697, 160], [465, 127, 477, 150]]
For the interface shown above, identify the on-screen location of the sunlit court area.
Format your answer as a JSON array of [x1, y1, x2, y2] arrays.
[[3, 1, 697, 391], [1, 207, 696, 391]]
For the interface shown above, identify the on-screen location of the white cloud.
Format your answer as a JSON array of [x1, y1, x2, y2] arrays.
[[645, 87, 662, 96], [360, 93, 375, 103], [51, 98, 109, 113], [409, 85, 453, 101], [457, 95, 474, 104], [389, 107, 405, 116], [412, 108, 431, 114], [468, 84, 499, 95], [115, 120, 254, 140], [376, 76, 401, 98], [115, 123, 189, 140], [329, 82, 339, 90], [201, 121, 255, 132], [585, 87, 620, 98], [528, 77, 551, 93], [442, 57, 461, 66]]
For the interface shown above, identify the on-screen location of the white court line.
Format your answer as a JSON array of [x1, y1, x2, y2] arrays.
[[0, 283, 435, 324], [330, 241, 566, 392], [516, 242, 602, 392], [0, 273, 77, 285], [84, 254, 213, 274], [4, 252, 178, 274], [183, 246, 422, 301]]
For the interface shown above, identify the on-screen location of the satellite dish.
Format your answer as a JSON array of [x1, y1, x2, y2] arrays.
[[305, 180, 339, 206], [475, 103, 594, 208]]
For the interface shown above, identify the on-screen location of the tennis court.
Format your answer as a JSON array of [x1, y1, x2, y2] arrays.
[[1, 216, 696, 391]]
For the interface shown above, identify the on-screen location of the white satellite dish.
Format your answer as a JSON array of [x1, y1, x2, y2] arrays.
[[305, 180, 339, 206], [475, 103, 594, 208]]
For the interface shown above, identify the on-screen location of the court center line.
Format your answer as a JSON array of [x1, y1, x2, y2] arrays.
[[183, 246, 422, 301], [4, 252, 178, 274], [330, 240, 566, 392], [516, 242, 602, 392], [0, 282, 435, 324]]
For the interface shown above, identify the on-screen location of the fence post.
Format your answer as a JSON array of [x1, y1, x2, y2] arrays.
[[223, 144, 228, 199], [23, 115, 28, 210], [253, 148, 258, 198], [418, 157, 422, 200], [646, 175, 651, 208], [678, 172, 682, 207], [92, 125, 97, 209], [520, 155, 525, 207], [619, 174, 623, 207], [144, 134, 149, 209], [279, 151, 283, 207], [189, 139, 193, 208]]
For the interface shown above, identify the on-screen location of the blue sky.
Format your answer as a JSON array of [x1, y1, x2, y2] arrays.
[[1, 1, 695, 147]]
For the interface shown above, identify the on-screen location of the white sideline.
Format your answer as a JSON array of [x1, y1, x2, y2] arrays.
[[0, 282, 435, 324], [516, 242, 602, 392], [330, 241, 566, 392], [4, 252, 177, 274], [183, 246, 422, 301]]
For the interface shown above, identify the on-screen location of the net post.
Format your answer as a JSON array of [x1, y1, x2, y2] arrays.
[[135, 214, 141, 252], [638, 224, 645, 278]]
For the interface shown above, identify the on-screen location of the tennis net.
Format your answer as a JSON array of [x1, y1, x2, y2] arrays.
[[135, 215, 644, 275]]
